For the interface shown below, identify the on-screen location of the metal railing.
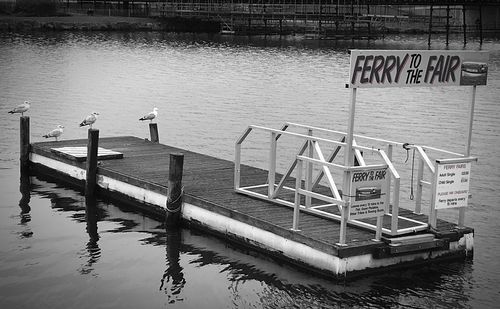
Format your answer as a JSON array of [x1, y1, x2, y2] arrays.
[[235, 122, 475, 243], [403, 144, 477, 228]]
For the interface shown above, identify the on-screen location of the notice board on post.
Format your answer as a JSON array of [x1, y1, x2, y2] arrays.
[[434, 160, 474, 210], [348, 167, 388, 220], [349, 50, 489, 88]]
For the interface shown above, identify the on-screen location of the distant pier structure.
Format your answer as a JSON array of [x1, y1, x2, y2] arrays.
[[68, 1, 498, 43]]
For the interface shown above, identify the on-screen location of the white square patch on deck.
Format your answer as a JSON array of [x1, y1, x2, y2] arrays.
[[51, 147, 123, 162]]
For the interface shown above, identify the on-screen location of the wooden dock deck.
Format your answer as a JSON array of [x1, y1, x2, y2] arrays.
[[29, 135, 474, 278]]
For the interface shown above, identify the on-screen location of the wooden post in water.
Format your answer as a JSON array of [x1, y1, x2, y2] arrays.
[[428, 5, 433, 46], [479, 4, 483, 45], [85, 129, 99, 199], [445, 5, 450, 46], [149, 123, 159, 143], [462, 5, 467, 45], [20, 116, 30, 175], [165, 153, 184, 229]]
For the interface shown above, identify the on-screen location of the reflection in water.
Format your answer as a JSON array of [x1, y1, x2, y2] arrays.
[[19, 173, 31, 224], [160, 228, 186, 304], [78, 196, 101, 275], [24, 175, 477, 308], [174, 231, 474, 308], [18, 173, 33, 238]]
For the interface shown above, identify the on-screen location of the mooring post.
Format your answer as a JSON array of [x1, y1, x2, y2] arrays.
[[149, 123, 159, 143], [165, 153, 184, 229], [85, 129, 99, 198], [462, 5, 467, 45], [479, 4, 483, 45], [428, 5, 433, 46], [20, 116, 30, 175], [445, 5, 450, 46]]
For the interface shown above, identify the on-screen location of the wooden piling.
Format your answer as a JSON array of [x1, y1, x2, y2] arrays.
[[446, 5, 450, 46], [428, 5, 433, 46], [20, 116, 30, 175], [479, 4, 483, 45], [462, 5, 467, 45], [85, 129, 99, 198], [165, 153, 184, 229], [149, 123, 159, 143]]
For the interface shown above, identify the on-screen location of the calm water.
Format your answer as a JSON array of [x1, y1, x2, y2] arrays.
[[1, 32, 499, 308]]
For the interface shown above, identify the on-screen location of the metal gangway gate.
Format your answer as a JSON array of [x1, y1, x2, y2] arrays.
[[235, 122, 475, 245]]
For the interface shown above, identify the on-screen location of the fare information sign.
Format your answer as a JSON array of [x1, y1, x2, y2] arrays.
[[349, 167, 388, 220], [349, 50, 489, 88], [434, 162, 472, 209]]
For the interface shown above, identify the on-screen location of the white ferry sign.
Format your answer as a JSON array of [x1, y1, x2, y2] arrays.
[[349, 50, 489, 88], [434, 161, 473, 209], [348, 167, 388, 220]]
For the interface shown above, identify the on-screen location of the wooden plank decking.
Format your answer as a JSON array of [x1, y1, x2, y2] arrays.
[[30, 136, 469, 260]]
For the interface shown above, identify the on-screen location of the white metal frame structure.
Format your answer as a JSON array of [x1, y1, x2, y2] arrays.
[[234, 122, 477, 244], [234, 121, 466, 244], [235, 50, 486, 245]]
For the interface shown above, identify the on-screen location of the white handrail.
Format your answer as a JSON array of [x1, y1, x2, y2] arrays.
[[416, 146, 435, 174], [285, 122, 462, 157], [285, 122, 403, 146], [248, 125, 346, 147], [235, 122, 474, 238]]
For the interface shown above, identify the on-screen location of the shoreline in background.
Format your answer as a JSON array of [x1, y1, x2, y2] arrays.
[[0, 14, 218, 32], [0, 13, 496, 38]]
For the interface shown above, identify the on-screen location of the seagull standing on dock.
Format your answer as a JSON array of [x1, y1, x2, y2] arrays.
[[43, 125, 64, 141], [79, 112, 99, 129], [139, 107, 158, 123], [8, 101, 31, 116]]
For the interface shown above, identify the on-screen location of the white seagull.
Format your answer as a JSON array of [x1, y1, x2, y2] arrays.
[[139, 107, 158, 123], [8, 101, 31, 116], [79, 112, 99, 129], [43, 125, 64, 141]]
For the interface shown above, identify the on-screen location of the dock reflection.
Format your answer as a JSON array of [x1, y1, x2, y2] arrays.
[[19, 173, 31, 224], [79, 196, 101, 275], [17, 172, 33, 238], [160, 228, 186, 304], [28, 175, 473, 308]]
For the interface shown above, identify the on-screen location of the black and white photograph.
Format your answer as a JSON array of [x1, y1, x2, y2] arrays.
[[1, 1, 499, 308]]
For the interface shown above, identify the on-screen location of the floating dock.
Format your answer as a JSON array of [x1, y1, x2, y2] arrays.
[[18, 48, 486, 278], [28, 133, 474, 279]]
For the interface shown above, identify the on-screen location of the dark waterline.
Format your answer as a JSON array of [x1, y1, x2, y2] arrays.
[[1, 32, 499, 308]]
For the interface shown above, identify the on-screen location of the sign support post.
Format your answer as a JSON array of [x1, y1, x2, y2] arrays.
[[459, 85, 477, 227], [339, 87, 356, 245], [430, 161, 439, 228]]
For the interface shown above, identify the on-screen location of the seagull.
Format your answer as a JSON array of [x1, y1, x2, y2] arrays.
[[43, 125, 64, 141], [79, 112, 99, 129], [8, 101, 31, 116], [139, 107, 158, 123]]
